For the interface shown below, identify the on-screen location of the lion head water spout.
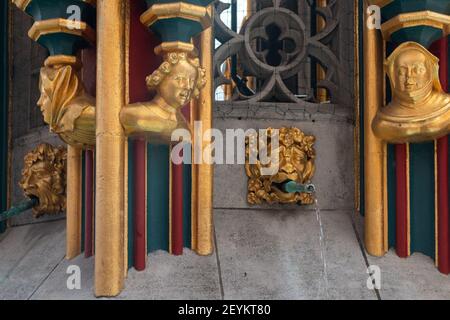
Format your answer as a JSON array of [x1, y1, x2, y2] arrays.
[[245, 127, 316, 205]]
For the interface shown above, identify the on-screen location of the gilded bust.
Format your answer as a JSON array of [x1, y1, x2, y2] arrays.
[[120, 52, 206, 142], [38, 60, 96, 147], [372, 42, 450, 143]]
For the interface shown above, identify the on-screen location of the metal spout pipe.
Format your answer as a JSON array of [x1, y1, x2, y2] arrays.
[[280, 181, 316, 194], [0, 197, 39, 222]]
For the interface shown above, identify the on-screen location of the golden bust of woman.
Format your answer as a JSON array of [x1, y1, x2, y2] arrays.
[[372, 42, 450, 143], [38, 60, 96, 148], [120, 52, 206, 142]]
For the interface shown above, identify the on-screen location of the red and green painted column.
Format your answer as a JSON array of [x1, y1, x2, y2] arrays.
[[369, 0, 450, 271], [126, 0, 204, 270]]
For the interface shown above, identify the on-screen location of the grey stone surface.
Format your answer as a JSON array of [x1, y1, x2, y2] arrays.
[[353, 215, 450, 300], [30, 255, 96, 300], [118, 251, 221, 300], [10, 126, 65, 226], [2, 210, 450, 299], [367, 251, 450, 300], [213, 118, 355, 211], [31, 249, 222, 300], [214, 209, 375, 300], [0, 220, 65, 300], [10, 7, 57, 227], [11, 7, 47, 140]]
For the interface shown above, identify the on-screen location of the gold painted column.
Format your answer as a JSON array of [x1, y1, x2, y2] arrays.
[[95, 0, 125, 296], [316, 0, 328, 102], [66, 146, 82, 259], [192, 6, 214, 256], [363, 2, 387, 257]]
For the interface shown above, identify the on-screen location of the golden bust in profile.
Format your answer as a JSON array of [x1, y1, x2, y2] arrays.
[[372, 41, 450, 143]]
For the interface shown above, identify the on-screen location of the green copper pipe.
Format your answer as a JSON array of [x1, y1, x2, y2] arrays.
[[281, 181, 316, 194], [0, 197, 39, 222]]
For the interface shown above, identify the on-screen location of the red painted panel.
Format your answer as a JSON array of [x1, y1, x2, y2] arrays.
[[129, 0, 162, 268], [172, 159, 184, 255], [431, 37, 450, 274], [437, 135, 449, 273], [81, 44, 96, 258], [134, 139, 147, 270], [81, 47, 96, 96], [395, 144, 408, 258], [129, 0, 161, 104], [84, 150, 94, 258]]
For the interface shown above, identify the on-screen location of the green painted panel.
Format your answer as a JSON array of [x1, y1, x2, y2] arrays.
[[25, 0, 96, 28], [150, 18, 204, 43], [37, 33, 91, 56], [382, 0, 450, 22], [183, 163, 192, 248], [390, 26, 443, 48], [387, 144, 396, 248], [147, 144, 170, 253], [409, 142, 435, 259]]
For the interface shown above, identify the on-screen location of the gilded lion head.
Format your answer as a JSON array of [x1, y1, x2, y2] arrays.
[[19, 144, 67, 218], [246, 127, 316, 205]]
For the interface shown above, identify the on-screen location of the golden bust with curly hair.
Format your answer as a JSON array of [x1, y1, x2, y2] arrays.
[[120, 52, 206, 141]]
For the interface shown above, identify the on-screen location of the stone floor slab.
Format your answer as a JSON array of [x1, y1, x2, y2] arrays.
[[353, 215, 450, 300], [3, 211, 450, 300], [214, 209, 375, 300], [118, 250, 221, 300], [367, 251, 450, 300], [0, 220, 66, 299], [31, 249, 222, 300]]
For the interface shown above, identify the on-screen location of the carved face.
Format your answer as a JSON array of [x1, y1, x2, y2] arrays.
[[394, 50, 431, 93], [37, 78, 52, 125], [277, 146, 308, 182], [159, 60, 198, 108], [246, 128, 315, 205], [37, 65, 82, 131], [271, 131, 314, 189], [20, 144, 67, 218]]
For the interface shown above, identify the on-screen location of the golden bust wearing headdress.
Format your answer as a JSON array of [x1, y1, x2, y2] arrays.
[[372, 42, 450, 143]]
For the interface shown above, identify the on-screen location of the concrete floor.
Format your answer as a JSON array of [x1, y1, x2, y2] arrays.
[[1, 209, 449, 300]]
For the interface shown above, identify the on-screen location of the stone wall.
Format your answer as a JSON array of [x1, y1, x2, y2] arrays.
[[212, 0, 356, 213], [212, 117, 355, 212], [9, 7, 64, 226]]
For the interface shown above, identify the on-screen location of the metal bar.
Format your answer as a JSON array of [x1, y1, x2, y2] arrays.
[[0, 198, 38, 222]]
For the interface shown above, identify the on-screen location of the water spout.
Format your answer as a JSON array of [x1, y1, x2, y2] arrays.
[[279, 180, 316, 194], [0, 197, 39, 222]]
